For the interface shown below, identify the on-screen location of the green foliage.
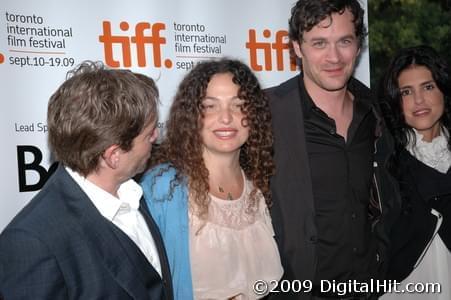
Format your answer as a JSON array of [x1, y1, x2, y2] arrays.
[[368, 0, 451, 88]]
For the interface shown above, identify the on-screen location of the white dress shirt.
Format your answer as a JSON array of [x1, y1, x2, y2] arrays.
[[66, 167, 162, 277]]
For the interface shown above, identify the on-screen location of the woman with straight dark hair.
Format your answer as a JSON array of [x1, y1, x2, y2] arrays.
[[379, 45, 451, 299]]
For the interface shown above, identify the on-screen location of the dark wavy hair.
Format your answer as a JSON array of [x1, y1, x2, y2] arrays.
[[288, 0, 367, 49], [378, 45, 451, 175], [150, 58, 274, 219]]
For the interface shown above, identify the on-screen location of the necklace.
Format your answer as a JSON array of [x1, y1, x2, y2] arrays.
[[218, 186, 234, 200]]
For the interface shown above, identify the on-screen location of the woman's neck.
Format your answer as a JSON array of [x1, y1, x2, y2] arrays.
[[203, 151, 243, 200]]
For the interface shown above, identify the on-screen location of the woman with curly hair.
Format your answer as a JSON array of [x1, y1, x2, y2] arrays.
[[140, 58, 283, 300], [378, 45, 451, 299]]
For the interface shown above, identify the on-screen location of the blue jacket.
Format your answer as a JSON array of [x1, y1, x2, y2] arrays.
[[140, 164, 194, 300]]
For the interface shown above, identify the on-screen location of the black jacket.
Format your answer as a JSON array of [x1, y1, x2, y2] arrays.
[[266, 75, 400, 299], [386, 149, 451, 282], [0, 165, 173, 300]]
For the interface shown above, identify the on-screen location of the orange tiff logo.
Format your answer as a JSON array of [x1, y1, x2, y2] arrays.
[[246, 29, 297, 72], [99, 21, 172, 68]]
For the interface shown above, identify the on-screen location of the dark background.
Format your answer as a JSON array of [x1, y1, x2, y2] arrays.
[[368, 0, 451, 88]]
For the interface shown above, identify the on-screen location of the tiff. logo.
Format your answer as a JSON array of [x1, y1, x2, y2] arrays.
[[99, 21, 172, 68], [246, 29, 297, 72]]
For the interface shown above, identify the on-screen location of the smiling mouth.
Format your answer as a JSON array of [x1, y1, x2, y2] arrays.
[[213, 130, 237, 138], [413, 109, 431, 116], [323, 68, 344, 76]]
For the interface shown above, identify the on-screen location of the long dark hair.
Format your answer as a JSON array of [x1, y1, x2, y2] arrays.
[[378, 45, 451, 176]]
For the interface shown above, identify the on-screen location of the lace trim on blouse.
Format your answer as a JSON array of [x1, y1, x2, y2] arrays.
[[190, 172, 261, 231], [406, 127, 451, 173]]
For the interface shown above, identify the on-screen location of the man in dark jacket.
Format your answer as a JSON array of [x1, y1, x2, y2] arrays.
[[267, 1, 399, 299], [0, 62, 173, 300]]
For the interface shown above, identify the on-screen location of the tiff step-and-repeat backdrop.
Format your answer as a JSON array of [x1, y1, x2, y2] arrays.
[[0, 0, 369, 230]]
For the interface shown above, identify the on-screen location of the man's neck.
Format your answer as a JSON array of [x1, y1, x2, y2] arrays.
[[303, 78, 351, 115], [303, 77, 354, 140], [86, 170, 122, 198]]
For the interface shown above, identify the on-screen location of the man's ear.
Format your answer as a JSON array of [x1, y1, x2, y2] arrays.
[[102, 144, 121, 169], [292, 40, 303, 59]]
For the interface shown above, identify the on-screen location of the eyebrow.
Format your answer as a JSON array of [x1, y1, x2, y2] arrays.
[[203, 96, 241, 101], [399, 80, 435, 89], [420, 80, 435, 86], [307, 34, 356, 42]]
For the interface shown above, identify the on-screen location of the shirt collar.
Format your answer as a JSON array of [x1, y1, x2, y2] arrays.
[[297, 76, 316, 119], [297, 75, 372, 119], [405, 127, 451, 174], [65, 167, 143, 221]]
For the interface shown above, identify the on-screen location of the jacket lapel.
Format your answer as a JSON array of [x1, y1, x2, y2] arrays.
[[139, 198, 174, 300], [57, 166, 153, 299], [268, 76, 318, 278], [272, 76, 315, 208]]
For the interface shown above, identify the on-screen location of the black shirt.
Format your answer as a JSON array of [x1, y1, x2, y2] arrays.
[[299, 78, 379, 285]]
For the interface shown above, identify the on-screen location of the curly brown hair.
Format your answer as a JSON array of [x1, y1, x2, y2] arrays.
[[151, 58, 274, 218]]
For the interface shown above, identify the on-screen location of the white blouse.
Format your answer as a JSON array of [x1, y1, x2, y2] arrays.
[[189, 176, 283, 300], [406, 128, 451, 174]]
